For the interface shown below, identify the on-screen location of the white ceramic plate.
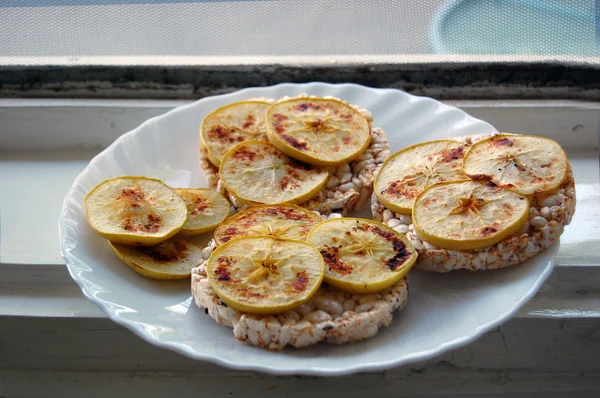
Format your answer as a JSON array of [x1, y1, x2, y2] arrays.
[[59, 83, 556, 376]]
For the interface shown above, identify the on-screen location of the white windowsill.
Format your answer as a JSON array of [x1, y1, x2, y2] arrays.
[[0, 99, 599, 320], [1, 98, 599, 395]]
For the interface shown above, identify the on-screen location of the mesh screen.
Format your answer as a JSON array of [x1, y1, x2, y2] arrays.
[[0, 0, 598, 64]]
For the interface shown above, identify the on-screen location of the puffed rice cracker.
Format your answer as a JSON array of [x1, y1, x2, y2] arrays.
[[191, 239, 408, 350], [199, 94, 390, 215], [371, 133, 576, 272]]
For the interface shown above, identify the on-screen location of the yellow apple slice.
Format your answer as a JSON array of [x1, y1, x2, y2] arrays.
[[174, 188, 230, 236], [266, 97, 371, 166], [219, 140, 329, 205], [85, 176, 187, 246], [206, 236, 325, 314], [200, 100, 271, 167], [374, 140, 467, 214], [413, 180, 530, 250], [110, 238, 204, 279], [213, 204, 321, 245], [463, 134, 568, 195], [307, 218, 418, 294]]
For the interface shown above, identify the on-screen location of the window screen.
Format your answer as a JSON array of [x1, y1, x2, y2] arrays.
[[1, 0, 598, 65]]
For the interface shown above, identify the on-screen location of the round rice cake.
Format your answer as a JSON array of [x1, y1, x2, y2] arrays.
[[371, 133, 576, 272], [199, 94, 391, 215], [191, 239, 408, 350]]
